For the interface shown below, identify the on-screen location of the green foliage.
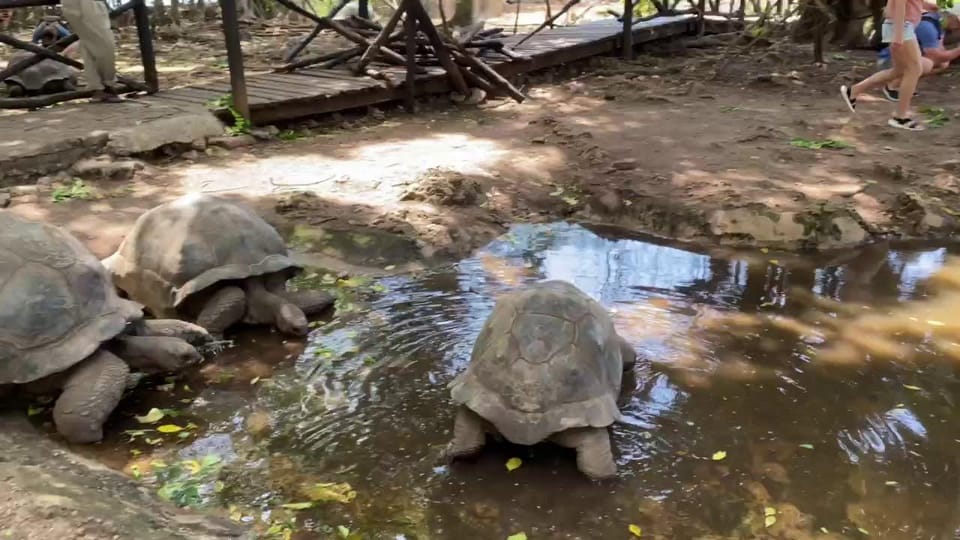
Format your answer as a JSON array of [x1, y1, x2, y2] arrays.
[[789, 137, 851, 150], [51, 179, 93, 202], [206, 94, 251, 136], [631, 0, 658, 17], [920, 106, 949, 128], [153, 455, 223, 508]]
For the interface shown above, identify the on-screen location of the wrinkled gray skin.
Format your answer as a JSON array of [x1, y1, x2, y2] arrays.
[[103, 194, 334, 337], [445, 280, 636, 479], [0, 212, 211, 444]]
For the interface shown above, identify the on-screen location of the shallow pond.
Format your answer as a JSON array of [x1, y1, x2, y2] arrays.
[[58, 223, 960, 539]]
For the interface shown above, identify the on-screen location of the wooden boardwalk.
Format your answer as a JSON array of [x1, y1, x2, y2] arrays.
[[140, 15, 698, 124]]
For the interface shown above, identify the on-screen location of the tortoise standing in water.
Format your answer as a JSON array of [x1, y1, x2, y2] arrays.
[[0, 212, 211, 443], [103, 194, 334, 337], [445, 280, 636, 479]]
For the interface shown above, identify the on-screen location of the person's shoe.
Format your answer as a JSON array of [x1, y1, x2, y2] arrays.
[[888, 117, 924, 131], [840, 85, 856, 113], [92, 90, 123, 103], [882, 85, 900, 102]]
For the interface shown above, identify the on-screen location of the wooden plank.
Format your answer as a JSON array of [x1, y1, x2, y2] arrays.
[[166, 87, 230, 102], [243, 80, 316, 99], [184, 82, 277, 104]]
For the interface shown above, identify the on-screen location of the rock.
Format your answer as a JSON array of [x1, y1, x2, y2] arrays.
[[0, 414, 251, 540], [72, 157, 145, 181], [0, 191, 10, 208], [530, 136, 546, 144], [249, 125, 280, 141], [107, 112, 224, 156], [205, 146, 231, 157], [208, 135, 256, 149], [368, 107, 385, 120], [182, 150, 200, 160], [611, 159, 638, 171], [190, 138, 207, 151]]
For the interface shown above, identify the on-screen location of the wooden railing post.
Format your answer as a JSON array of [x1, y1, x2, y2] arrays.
[[621, 0, 633, 59], [133, 0, 158, 93], [217, 0, 250, 122], [697, 0, 705, 35]]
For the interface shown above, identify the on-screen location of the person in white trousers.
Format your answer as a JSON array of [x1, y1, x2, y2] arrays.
[[61, 0, 121, 103]]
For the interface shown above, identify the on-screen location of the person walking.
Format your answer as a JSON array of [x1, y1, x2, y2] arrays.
[[840, 0, 935, 131], [61, 0, 121, 103]]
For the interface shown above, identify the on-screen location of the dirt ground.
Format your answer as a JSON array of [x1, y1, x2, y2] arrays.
[[7, 34, 960, 266]]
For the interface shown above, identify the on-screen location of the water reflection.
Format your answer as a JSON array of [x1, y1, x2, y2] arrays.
[[79, 223, 960, 539]]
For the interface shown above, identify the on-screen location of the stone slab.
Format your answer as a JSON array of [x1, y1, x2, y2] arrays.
[[0, 97, 223, 186]]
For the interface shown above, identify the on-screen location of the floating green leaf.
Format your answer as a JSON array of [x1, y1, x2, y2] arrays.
[[506, 457, 523, 472], [26, 405, 45, 417], [304, 482, 357, 503], [765, 515, 777, 527], [629, 523, 643, 536], [764, 507, 776, 516], [507, 534, 528, 540], [281, 501, 315, 510], [711, 451, 727, 461], [903, 384, 923, 391], [157, 424, 184, 433], [135, 408, 166, 424], [798, 443, 814, 450]]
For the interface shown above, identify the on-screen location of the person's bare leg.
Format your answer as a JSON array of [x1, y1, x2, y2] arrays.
[[851, 66, 904, 99], [893, 38, 923, 120]]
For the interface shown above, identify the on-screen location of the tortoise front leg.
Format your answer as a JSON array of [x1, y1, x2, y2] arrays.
[[133, 319, 212, 346], [551, 427, 617, 480], [196, 286, 247, 335], [443, 406, 487, 461], [110, 335, 201, 373], [53, 350, 129, 444]]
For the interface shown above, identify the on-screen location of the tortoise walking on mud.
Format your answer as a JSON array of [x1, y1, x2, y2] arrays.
[[445, 280, 637, 479], [103, 194, 334, 337], [0, 212, 211, 444]]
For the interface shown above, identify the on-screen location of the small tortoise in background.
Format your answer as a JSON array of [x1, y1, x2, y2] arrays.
[[445, 280, 637, 479], [0, 212, 211, 444], [3, 51, 78, 97], [103, 194, 334, 337]]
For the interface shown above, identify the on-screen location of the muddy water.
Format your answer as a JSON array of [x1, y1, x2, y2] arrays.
[[66, 223, 960, 539]]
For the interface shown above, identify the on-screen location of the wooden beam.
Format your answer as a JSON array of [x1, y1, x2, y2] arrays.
[[622, 0, 633, 59], [406, 0, 469, 96], [133, 0, 159, 93], [218, 0, 250, 122], [0, 33, 83, 69], [355, 4, 405, 73], [403, 0, 417, 112]]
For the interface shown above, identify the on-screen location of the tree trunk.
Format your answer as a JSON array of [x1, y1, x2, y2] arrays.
[[450, 0, 473, 27], [170, 0, 182, 25]]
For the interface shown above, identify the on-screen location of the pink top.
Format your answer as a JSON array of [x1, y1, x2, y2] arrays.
[[885, 0, 924, 26]]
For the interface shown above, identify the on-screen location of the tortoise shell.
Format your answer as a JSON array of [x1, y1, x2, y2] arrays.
[[449, 280, 628, 445], [0, 212, 142, 384]]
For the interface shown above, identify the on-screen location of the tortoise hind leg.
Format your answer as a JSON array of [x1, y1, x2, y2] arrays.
[[53, 350, 129, 444], [551, 427, 617, 480], [196, 286, 247, 335], [443, 406, 487, 461]]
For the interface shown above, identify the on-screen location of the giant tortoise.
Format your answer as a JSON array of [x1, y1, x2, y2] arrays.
[[3, 51, 78, 97], [445, 280, 636, 479], [103, 194, 334, 337], [0, 212, 211, 444]]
